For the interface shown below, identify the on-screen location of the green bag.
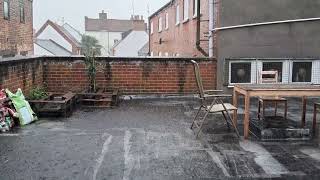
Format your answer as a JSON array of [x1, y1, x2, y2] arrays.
[[6, 89, 37, 126]]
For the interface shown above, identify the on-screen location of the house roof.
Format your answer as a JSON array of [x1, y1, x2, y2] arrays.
[[35, 20, 82, 48], [85, 17, 146, 32], [149, 0, 174, 19], [35, 39, 73, 56], [138, 42, 149, 56]]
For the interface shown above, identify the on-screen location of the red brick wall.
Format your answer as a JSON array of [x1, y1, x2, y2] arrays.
[[0, 0, 33, 57], [149, 0, 209, 57], [0, 57, 216, 95], [43, 57, 216, 94], [0, 58, 43, 93]]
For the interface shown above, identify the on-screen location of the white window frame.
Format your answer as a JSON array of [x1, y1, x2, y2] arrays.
[[193, 0, 198, 17], [150, 21, 154, 34], [158, 17, 163, 32], [229, 61, 254, 85], [165, 13, 169, 30], [183, 0, 189, 22], [176, 5, 180, 25], [289, 60, 314, 84]]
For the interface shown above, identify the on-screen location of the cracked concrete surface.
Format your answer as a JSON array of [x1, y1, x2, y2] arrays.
[[0, 98, 320, 179]]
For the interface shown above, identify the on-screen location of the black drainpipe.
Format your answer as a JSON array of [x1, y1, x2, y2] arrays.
[[196, 0, 208, 56]]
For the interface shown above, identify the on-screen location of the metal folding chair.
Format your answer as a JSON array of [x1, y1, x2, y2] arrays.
[[190, 60, 240, 138]]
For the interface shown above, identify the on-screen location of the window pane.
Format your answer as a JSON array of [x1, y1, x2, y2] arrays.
[[292, 62, 312, 82], [20, 6, 25, 23], [165, 13, 168, 29], [4, 1, 9, 19], [176, 5, 180, 24], [263, 62, 283, 82], [193, 0, 197, 16], [183, 0, 189, 20], [231, 63, 251, 83]]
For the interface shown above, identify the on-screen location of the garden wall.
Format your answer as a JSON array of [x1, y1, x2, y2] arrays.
[[0, 57, 43, 93], [0, 56, 217, 95]]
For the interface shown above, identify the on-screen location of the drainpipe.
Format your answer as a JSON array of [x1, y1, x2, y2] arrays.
[[196, 0, 208, 56], [208, 0, 214, 57]]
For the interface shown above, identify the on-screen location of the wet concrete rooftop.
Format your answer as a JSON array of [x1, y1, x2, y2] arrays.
[[1, 97, 320, 180]]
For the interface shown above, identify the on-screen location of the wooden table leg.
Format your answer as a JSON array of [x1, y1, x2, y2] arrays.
[[233, 89, 239, 128], [244, 94, 250, 139], [302, 96, 307, 128], [313, 103, 318, 135]]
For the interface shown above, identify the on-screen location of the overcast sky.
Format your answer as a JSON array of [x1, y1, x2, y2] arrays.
[[33, 0, 170, 33]]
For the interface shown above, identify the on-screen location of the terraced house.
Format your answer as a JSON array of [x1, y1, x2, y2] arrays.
[[0, 0, 33, 57], [149, 0, 209, 57]]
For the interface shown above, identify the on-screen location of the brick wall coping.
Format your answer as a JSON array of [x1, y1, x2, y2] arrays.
[[0, 56, 216, 65]]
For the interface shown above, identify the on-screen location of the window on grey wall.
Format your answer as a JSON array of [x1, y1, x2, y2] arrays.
[[230, 62, 251, 83], [3, 0, 10, 20], [263, 62, 283, 82], [292, 62, 312, 82], [19, 0, 25, 23]]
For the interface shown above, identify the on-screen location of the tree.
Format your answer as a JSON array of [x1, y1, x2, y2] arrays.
[[81, 35, 102, 92], [81, 35, 102, 56]]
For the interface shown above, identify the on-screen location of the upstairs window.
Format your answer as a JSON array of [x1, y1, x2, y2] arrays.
[[193, 0, 198, 17], [3, 0, 10, 20], [292, 62, 312, 82], [183, 0, 189, 21], [165, 13, 169, 29], [176, 5, 180, 25], [150, 21, 154, 34], [19, 0, 25, 23], [158, 17, 162, 32], [230, 62, 252, 84]]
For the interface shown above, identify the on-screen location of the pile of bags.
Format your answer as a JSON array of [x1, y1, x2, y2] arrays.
[[0, 89, 37, 133]]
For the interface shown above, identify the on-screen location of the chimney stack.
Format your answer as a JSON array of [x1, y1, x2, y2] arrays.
[[99, 10, 108, 20]]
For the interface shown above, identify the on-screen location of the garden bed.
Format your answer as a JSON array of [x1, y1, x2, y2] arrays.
[[77, 89, 119, 108], [28, 92, 77, 117]]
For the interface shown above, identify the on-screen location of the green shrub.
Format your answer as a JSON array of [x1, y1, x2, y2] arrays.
[[28, 87, 48, 100]]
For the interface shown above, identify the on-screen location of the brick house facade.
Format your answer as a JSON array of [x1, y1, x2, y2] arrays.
[[149, 0, 209, 57], [0, 0, 33, 57]]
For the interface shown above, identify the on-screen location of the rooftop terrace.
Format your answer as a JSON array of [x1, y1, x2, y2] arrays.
[[1, 97, 320, 180]]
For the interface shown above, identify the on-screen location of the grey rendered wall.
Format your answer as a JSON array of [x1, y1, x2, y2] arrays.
[[216, 0, 320, 89]]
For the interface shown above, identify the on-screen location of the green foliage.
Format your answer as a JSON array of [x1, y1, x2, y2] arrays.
[[81, 35, 102, 56], [28, 87, 48, 100], [84, 54, 97, 93]]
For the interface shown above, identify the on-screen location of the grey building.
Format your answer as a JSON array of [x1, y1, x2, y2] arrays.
[[211, 0, 320, 90]]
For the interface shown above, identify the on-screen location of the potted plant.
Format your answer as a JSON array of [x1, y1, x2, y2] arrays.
[[78, 35, 119, 108]]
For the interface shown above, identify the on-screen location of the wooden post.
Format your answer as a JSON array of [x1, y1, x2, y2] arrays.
[[244, 94, 250, 139], [302, 96, 307, 128], [313, 103, 318, 135], [233, 88, 239, 128]]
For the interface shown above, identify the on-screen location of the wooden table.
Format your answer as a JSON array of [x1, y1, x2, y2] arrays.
[[233, 84, 320, 139]]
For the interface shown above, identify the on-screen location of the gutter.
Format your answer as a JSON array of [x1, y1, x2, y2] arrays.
[[208, 0, 214, 57], [196, 0, 208, 57], [211, 17, 320, 31]]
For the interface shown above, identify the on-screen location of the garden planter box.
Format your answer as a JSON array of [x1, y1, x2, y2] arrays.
[[77, 89, 119, 108], [28, 92, 77, 117]]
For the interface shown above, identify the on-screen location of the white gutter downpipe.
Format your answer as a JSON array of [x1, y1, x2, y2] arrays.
[[208, 0, 214, 57]]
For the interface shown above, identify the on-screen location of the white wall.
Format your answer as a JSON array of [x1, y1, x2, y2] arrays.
[[33, 43, 54, 56], [85, 31, 122, 56], [37, 26, 73, 52], [113, 31, 149, 57]]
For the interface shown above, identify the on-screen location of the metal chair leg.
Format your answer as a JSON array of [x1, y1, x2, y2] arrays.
[[191, 106, 203, 129], [196, 110, 210, 139]]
